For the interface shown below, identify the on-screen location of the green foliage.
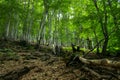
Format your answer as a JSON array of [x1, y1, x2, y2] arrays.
[[0, 0, 119, 55], [63, 47, 72, 51]]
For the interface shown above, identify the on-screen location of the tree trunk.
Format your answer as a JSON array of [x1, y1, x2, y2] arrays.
[[37, 0, 48, 45], [93, 26, 100, 54], [92, 0, 109, 55], [101, 0, 109, 55], [78, 56, 120, 68], [5, 19, 11, 39]]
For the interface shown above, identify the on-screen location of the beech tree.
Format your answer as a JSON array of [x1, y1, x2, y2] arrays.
[[0, 0, 120, 55]]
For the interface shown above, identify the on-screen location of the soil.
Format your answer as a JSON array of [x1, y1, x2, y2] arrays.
[[0, 40, 120, 80], [0, 51, 87, 80]]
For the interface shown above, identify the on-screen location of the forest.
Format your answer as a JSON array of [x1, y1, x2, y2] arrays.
[[0, 0, 120, 80]]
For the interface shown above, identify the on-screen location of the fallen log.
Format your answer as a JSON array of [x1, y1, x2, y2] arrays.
[[0, 66, 36, 80], [82, 66, 110, 79], [78, 57, 120, 79], [79, 57, 120, 69]]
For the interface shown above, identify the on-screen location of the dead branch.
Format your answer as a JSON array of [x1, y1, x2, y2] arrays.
[[82, 66, 110, 79], [82, 66, 101, 79]]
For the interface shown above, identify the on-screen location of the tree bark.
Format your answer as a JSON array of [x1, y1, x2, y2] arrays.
[[92, 0, 109, 55], [101, 0, 109, 55], [79, 57, 120, 69], [37, 0, 49, 45]]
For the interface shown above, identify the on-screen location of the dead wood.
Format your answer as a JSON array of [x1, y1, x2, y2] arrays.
[[0, 66, 36, 80], [79, 57, 120, 69], [101, 69, 120, 80], [82, 66, 110, 79], [82, 66, 101, 78], [76, 57, 120, 79]]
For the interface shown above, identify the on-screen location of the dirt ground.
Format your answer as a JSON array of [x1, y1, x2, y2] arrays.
[[0, 40, 120, 80], [0, 51, 90, 80]]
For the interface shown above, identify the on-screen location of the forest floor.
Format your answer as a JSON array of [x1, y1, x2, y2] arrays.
[[0, 40, 120, 80]]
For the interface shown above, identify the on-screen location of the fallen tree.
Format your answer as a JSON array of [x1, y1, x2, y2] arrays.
[[80, 57, 120, 79], [66, 55, 120, 80], [79, 57, 120, 69]]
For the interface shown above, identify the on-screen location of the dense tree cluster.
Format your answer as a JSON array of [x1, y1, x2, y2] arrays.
[[0, 0, 120, 55]]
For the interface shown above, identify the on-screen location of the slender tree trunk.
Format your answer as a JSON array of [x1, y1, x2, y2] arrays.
[[93, 27, 100, 54], [22, 0, 30, 41], [92, 0, 109, 55], [14, 20, 19, 40], [47, 12, 51, 45], [10, 22, 15, 39], [5, 19, 11, 39], [27, 1, 34, 43], [108, 0, 119, 29], [37, 0, 48, 45], [101, 0, 109, 55]]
